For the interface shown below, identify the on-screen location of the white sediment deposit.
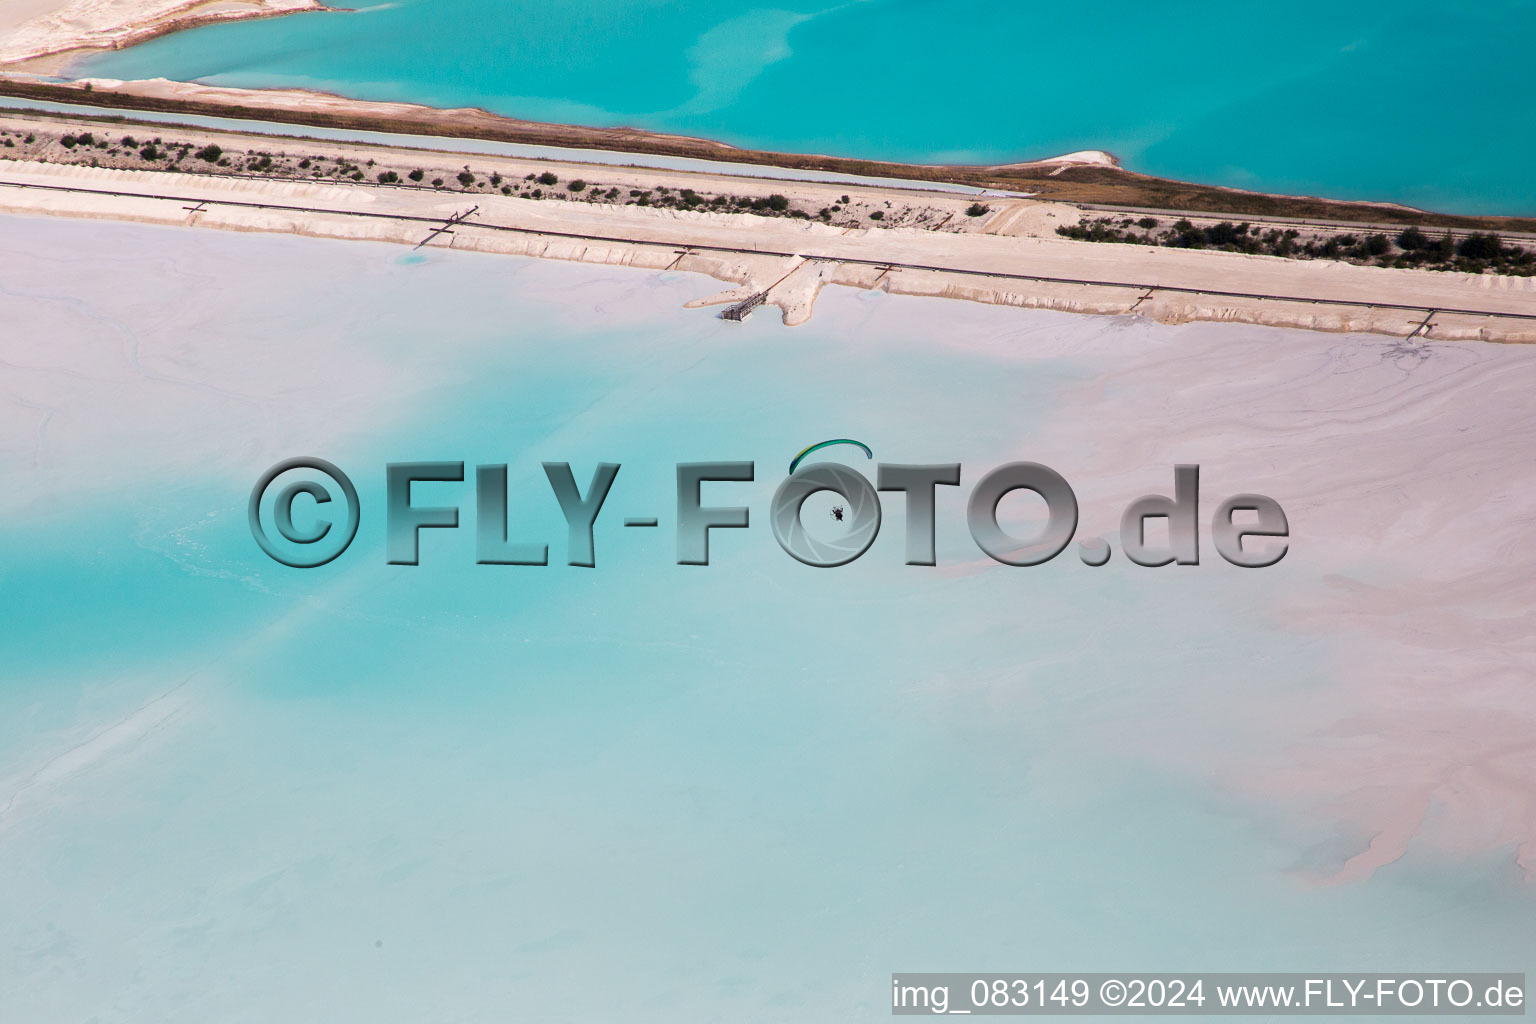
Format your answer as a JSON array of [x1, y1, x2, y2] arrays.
[[990, 149, 1121, 175], [3, 211, 1535, 905], [979, 319, 1536, 881], [0, 0, 323, 65], [3, 213, 1536, 1019]]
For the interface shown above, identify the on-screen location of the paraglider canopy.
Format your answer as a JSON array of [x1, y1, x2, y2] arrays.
[[789, 439, 873, 475]]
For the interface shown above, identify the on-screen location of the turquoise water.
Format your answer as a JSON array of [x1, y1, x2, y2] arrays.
[[3, 216, 1534, 1019], [75, 0, 1536, 214]]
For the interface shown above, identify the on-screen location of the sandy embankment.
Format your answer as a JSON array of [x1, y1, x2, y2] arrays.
[[63, 75, 1116, 175], [1, 158, 1533, 340], [0, 72, 1117, 178], [0, 0, 324, 68], [11, 73, 1116, 193]]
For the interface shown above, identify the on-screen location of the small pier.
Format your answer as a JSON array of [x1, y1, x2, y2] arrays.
[[720, 291, 768, 321]]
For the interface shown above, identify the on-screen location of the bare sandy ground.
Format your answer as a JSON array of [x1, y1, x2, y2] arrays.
[[0, 0, 322, 67], [0, 158, 1531, 340]]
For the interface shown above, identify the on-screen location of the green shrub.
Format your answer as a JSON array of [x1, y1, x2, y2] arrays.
[[1206, 221, 1243, 246], [408, 168, 424, 182], [767, 193, 789, 212], [869, 210, 884, 220], [377, 170, 399, 184], [196, 144, 222, 162], [60, 134, 77, 149], [1458, 232, 1502, 260], [538, 171, 558, 186], [965, 202, 990, 217], [457, 171, 475, 187], [568, 179, 586, 192], [1169, 220, 1208, 248]]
